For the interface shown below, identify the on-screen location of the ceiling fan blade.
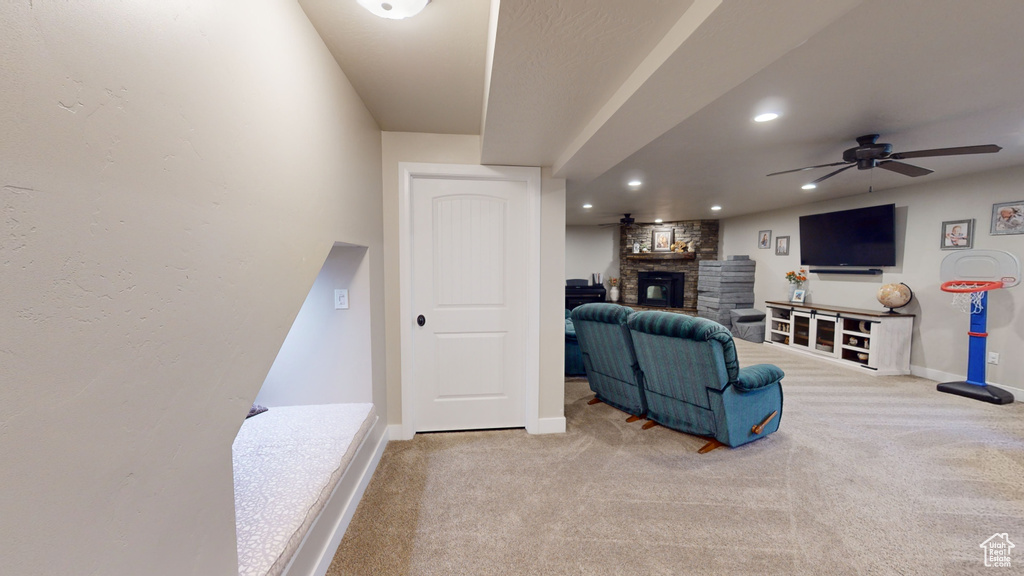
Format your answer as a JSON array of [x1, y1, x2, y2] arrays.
[[810, 164, 856, 185], [890, 144, 1002, 160], [877, 160, 933, 177], [767, 161, 850, 177]]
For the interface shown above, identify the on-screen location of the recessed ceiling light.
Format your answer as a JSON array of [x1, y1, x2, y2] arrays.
[[582, 204, 593, 209], [628, 180, 642, 187], [654, 219, 663, 223], [710, 205, 722, 211], [801, 183, 817, 190], [754, 112, 779, 123]]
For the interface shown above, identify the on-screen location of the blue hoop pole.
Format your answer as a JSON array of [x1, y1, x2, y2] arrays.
[[965, 291, 989, 386]]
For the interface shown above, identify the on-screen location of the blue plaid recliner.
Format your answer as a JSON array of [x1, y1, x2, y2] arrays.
[[570, 303, 647, 419], [627, 311, 784, 452], [565, 309, 586, 376]]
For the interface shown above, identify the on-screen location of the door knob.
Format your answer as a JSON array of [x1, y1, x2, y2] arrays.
[[417, 315, 426, 327]]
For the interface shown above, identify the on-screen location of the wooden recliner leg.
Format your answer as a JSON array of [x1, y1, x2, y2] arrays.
[[698, 439, 725, 454], [751, 410, 779, 435], [641, 420, 658, 430], [626, 415, 641, 423], [587, 397, 602, 405]]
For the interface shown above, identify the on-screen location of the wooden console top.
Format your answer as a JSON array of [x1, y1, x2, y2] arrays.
[[764, 300, 914, 318]]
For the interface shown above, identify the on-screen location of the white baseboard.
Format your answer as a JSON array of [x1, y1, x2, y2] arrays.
[[283, 420, 389, 576], [388, 423, 414, 441], [533, 416, 566, 434], [910, 365, 1024, 400], [390, 419, 566, 438]]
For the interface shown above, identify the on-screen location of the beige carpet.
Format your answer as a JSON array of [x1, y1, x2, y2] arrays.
[[327, 340, 1024, 575]]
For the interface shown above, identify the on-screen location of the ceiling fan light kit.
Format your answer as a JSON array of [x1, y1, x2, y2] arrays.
[[768, 134, 1002, 187]]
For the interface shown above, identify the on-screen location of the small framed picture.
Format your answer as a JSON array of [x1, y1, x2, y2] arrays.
[[775, 235, 790, 256], [991, 201, 1024, 235], [758, 230, 772, 249], [940, 219, 973, 249], [791, 289, 806, 303], [652, 228, 673, 252]]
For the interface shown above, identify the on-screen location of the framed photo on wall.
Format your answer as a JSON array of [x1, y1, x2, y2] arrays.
[[940, 219, 973, 249], [758, 230, 772, 249], [791, 289, 806, 303], [775, 235, 790, 256], [652, 228, 673, 252], [991, 201, 1024, 235]]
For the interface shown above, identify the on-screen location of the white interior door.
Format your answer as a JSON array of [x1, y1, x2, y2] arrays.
[[404, 166, 539, 433]]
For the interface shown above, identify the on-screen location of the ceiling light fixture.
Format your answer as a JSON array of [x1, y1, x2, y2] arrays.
[[801, 183, 817, 190], [583, 204, 593, 209], [710, 205, 722, 211], [754, 112, 779, 123], [628, 180, 642, 187], [654, 219, 663, 223], [357, 0, 430, 19]]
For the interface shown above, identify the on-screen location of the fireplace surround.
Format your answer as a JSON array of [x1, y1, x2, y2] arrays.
[[618, 219, 720, 309]]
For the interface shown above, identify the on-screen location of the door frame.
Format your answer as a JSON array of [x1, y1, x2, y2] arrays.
[[397, 162, 541, 440]]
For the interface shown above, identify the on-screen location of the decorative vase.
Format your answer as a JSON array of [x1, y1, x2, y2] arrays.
[[788, 283, 801, 301], [609, 286, 620, 302]]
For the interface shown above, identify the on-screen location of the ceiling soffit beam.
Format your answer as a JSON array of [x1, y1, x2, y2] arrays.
[[553, 0, 863, 184], [479, 0, 502, 156], [553, 0, 721, 178]]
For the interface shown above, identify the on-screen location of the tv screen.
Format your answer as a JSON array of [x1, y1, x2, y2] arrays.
[[799, 204, 897, 267]]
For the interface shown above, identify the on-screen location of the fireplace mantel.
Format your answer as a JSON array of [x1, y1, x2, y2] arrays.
[[626, 252, 696, 261]]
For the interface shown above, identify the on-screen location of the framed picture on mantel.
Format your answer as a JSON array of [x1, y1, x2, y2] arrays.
[[652, 228, 673, 252]]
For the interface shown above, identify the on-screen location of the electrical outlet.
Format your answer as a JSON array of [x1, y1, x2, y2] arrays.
[[334, 289, 349, 310], [988, 352, 1000, 365]]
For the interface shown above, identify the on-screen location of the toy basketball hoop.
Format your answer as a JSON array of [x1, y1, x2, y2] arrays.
[[937, 250, 1020, 405], [941, 279, 1003, 314]]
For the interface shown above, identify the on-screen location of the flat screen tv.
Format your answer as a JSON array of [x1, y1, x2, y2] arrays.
[[799, 203, 896, 267]]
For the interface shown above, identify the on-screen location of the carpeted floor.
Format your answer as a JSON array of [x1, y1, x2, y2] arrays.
[[326, 340, 1024, 575]]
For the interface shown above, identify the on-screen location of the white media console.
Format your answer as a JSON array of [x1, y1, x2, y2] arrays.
[[764, 301, 914, 376]]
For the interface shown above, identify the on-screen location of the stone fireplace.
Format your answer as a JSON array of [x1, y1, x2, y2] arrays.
[[618, 220, 719, 309]]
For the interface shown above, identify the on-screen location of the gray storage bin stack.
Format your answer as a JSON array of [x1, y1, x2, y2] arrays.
[[697, 255, 756, 325]]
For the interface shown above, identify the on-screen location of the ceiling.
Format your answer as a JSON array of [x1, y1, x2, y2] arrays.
[[301, 0, 1024, 225]]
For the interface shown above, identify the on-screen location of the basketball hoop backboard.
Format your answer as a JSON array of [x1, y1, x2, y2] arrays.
[[940, 249, 1020, 288]]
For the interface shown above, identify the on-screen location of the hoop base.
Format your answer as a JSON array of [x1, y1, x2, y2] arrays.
[[937, 381, 1015, 405]]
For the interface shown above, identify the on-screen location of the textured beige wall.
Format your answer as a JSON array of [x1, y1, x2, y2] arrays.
[[565, 225, 620, 284], [380, 133, 566, 430], [255, 244, 374, 407], [540, 170, 567, 424], [720, 165, 1024, 390], [0, 2, 384, 575]]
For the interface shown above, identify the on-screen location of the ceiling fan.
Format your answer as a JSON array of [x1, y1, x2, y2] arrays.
[[598, 213, 663, 228], [598, 213, 636, 228], [767, 134, 1002, 186]]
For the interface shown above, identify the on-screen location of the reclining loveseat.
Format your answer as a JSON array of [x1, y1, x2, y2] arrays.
[[570, 303, 784, 452]]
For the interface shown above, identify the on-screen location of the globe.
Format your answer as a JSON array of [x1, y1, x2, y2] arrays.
[[877, 283, 913, 313]]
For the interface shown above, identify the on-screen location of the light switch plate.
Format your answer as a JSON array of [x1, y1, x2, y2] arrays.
[[334, 289, 349, 310]]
